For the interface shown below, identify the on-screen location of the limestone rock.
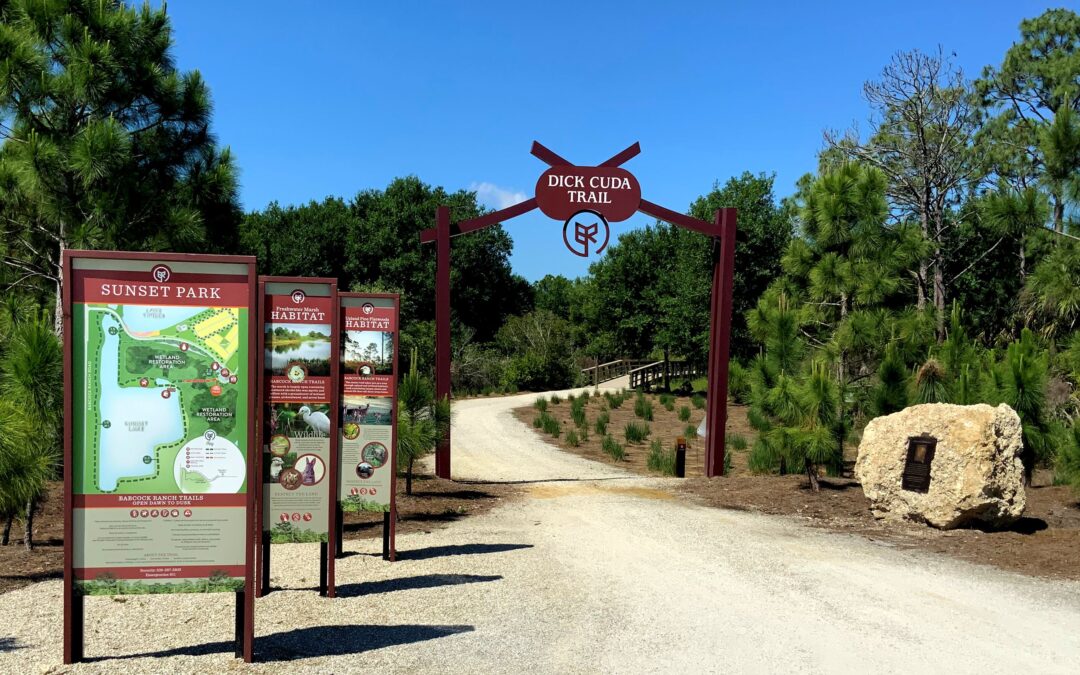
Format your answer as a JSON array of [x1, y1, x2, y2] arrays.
[[855, 403, 1025, 529]]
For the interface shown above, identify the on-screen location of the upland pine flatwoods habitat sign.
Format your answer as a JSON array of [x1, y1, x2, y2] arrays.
[[63, 250, 257, 663], [338, 295, 399, 531], [260, 280, 337, 546]]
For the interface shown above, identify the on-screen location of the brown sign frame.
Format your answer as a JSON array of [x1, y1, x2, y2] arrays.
[[255, 276, 340, 598], [62, 249, 258, 664], [336, 292, 400, 561]]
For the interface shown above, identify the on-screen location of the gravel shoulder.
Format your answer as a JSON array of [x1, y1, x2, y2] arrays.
[[3, 385, 1080, 673]]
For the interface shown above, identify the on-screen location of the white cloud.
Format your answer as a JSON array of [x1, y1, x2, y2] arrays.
[[470, 181, 527, 210]]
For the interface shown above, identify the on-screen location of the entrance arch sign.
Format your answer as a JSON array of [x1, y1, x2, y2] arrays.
[[420, 142, 736, 479]]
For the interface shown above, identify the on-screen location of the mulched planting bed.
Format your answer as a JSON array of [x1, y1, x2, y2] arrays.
[[516, 392, 1080, 582], [0, 475, 515, 595], [511, 390, 753, 476]]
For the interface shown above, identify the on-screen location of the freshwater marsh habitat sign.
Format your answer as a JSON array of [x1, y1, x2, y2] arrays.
[[261, 280, 337, 543], [65, 252, 256, 594], [339, 294, 398, 514]]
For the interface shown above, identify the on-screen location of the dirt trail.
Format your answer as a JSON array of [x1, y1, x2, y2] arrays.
[[2, 386, 1079, 673]]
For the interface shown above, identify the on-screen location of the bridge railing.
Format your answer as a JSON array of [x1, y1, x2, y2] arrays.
[[581, 358, 653, 385], [628, 360, 701, 390]]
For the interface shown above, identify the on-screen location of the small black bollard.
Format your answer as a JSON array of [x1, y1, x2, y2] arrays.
[[675, 436, 686, 478]]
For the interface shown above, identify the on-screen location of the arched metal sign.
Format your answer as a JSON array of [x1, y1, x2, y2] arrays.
[[420, 142, 736, 479]]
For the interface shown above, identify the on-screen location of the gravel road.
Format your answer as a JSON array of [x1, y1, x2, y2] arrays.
[[4, 385, 1080, 674]]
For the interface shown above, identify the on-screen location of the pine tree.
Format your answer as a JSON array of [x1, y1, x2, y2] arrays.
[[0, 1, 241, 336]]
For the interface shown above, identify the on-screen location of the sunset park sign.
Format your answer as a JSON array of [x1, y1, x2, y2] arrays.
[[420, 141, 738, 480]]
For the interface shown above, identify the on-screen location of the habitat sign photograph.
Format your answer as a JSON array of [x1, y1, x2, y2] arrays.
[[68, 254, 253, 594]]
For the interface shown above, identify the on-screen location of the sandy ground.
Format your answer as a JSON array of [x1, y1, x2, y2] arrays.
[[4, 383, 1080, 673]]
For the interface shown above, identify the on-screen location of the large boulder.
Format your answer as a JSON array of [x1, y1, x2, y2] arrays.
[[855, 403, 1025, 529]]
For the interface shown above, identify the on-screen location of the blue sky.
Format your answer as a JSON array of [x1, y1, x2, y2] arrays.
[[168, 2, 1051, 281]]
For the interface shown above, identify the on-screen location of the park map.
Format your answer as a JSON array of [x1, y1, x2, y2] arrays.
[[73, 303, 249, 497]]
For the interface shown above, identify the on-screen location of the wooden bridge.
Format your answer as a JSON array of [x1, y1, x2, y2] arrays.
[[582, 359, 653, 385], [582, 358, 702, 389]]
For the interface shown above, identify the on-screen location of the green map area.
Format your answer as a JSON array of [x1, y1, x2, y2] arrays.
[[72, 303, 250, 495]]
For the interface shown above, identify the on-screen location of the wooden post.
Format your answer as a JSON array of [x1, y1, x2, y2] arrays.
[[705, 209, 736, 477], [434, 206, 452, 479]]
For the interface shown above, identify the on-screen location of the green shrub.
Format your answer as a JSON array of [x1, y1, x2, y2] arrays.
[[532, 415, 542, 429], [594, 411, 610, 435], [571, 397, 588, 428], [647, 439, 676, 475], [481, 386, 493, 396], [634, 396, 654, 421], [606, 392, 625, 409], [691, 394, 705, 409], [550, 393, 562, 404], [726, 433, 748, 451], [624, 421, 650, 443], [566, 429, 580, 447], [541, 413, 561, 438], [1052, 424, 1080, 494], [659, 393, 674, 406], [579, 426, 589, 442], [581, 390, 591, 401], [602, 435, 625, 461], [678, 405, 692, 422], [567, 393, 576, 402], [664, 400, 675, 412], [748, 437, 777, 474], [684, 423, 698, 439], [725, 447, 733, 474], [534, 397, 548, 413], [728, 361, 751, 404], [502, 348, 576, 392]]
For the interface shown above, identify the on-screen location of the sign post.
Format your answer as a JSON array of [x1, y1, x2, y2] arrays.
[[337, 293, 400, 561], [256, 277, 339, 597], [63, 250, 257, 664]]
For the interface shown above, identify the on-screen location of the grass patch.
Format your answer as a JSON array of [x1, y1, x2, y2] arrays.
[[550, 393, 562, 404], [602, 435, 625, 461], [594, 411, 610, 436], [624, 421, 650, 444], [726, 433, 748, 451], [634, 395, 654, 421], [540, 413, 561, 438], [534, 397, 548, 413], [566, 429, 580, 447], [691, 394, 705, 410], [647, 439, 676, 475], [678, 405, 691, 422], [684, 423, 698, 439]]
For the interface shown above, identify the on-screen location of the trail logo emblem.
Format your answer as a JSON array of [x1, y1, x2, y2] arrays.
[[150, 265, 171, 283], [563, 209, 610, 258], [291, 289, 306, 304]]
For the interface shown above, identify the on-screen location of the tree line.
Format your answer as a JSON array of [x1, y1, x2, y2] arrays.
[[0, 0, 1078, 551]]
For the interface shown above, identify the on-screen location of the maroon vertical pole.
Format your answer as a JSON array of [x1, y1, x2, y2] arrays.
[[434, 206, 452, 479], [705, 209, 736, 477], [62, 251, 79, 665]]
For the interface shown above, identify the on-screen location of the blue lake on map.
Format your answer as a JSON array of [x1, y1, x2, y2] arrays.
[[97, 312, 185, 491], [117, 304, 207, 334]]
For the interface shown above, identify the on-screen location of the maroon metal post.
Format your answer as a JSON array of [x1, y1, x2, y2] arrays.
[[434, 206, 452, 479], [705, 209, 737, 477], [61, 251, 77, 665]]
